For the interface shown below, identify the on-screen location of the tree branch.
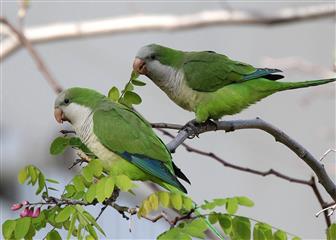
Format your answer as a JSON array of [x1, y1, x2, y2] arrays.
[[152, 118, 336, 203], [157, 128, 333, 226], [1, 4, 334, 60], [0, 17, 63, 93]]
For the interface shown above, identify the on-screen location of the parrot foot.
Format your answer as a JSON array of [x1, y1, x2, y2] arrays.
[[180, 119, 201, 138]]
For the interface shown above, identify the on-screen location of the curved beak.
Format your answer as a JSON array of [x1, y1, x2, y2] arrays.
[[54, 108, 65, 124], [133, 58, 147, 75]]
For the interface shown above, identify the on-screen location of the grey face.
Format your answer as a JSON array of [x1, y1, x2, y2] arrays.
[[134, 45, 173, 84], [54, 90, 71, 109]]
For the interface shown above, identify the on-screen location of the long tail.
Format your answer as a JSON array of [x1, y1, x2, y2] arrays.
[[278, 77, 335, 91]]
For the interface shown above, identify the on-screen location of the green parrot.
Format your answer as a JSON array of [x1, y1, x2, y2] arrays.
[[133, 44, 336, 123], [54, 87, 190, 193]]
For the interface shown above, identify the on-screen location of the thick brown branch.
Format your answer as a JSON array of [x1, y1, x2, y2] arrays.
[[1, 4, 334, 60], [0, 17, 63, 93]]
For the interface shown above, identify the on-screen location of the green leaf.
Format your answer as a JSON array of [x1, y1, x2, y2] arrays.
[[131, 71, 140, 80], [55, 206, 75, 223], [253, 225, 266, 240], [36, 173, 46, 195], [219, 214, 232, 234], [67, 213, 77, 240], [170, 193, 183, 210], [123, 91, 142, 105], [149, 193, 159, 211], [25, 224, 36, 239], [182, 197, 193, 211], [208, 212, 218, 224], [158, 191, 170, 208], [85, 184, 96, 203], [18, 167, 28, 184], [274, 230, 287, 240], [327, 224, 336, 240], [254, 223, 273, 240], [83, 211, 106, 236], [50, 137, 70, 155], [158, 228, 191, 240], [86, 224, 98, 240], [89, 160, 103, 177], [64, 184, 76, 198], [28, 166, 38, 185], [291, 237, 301, 240], [104, 177, 115, 199], [183, 218, 208, 239], [232, 216, 250, 240], [237, 196, 254, 207], [46, 178, 59, 184], [131, 79, 146, 86], [46, 230, 62, 240], [73, 175, 86, 192], [226, 198, 239, 214], [82, 166, 94, 183], [108, 87, 120, 102], [96, 178, 107, 203], [115, 175, 133, 191], [14, 217, 31, 239], [2, 219, 16, 239]]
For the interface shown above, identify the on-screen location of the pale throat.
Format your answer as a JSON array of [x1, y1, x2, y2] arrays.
[[148, 63, 198, 111], [62, 103, 93, 132]]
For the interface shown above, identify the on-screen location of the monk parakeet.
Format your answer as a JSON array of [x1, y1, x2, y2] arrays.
[[54, 87, 189, 193], [133, 44, 336, 122]]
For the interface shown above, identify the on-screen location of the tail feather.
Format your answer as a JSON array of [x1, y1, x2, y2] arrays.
[[279, 78, 335, 91]]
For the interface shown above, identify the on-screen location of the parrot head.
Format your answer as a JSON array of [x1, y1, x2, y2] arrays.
[[133, 44, 183, 84], [54, 88, 104, 127]]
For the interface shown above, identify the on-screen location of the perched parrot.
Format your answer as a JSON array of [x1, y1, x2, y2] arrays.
[[133, 44, 336, 123], [54, 87, 190, 193]]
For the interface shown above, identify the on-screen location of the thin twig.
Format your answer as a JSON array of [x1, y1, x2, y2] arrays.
[[1, 4, 335, 60], [156, 128, 332, 226], [152, 119, 336, 203], [0, 17, 63, 93]]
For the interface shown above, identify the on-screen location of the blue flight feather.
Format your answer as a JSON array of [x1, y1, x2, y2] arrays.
[[120, 152, 187, 193], [243, 68, 283, 81]]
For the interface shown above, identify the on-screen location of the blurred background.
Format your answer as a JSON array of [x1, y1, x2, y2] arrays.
[[1, 1, 335, 239]]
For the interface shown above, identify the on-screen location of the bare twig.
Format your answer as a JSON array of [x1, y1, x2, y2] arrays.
[[152, 118, 336, 202], [0, 17, 63, 93], [316, 203, 336, 218], [157, 128, 332, 226], [1, 4, 335, 60], [320, 149, 336, 162]]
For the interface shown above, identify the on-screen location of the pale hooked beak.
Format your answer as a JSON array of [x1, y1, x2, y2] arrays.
[[54, 108, 67, 124], [133, 58, 147, 75]]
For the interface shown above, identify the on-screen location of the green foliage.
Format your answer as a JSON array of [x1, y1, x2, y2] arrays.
[[138, 191, 194, 217], [327, 224, 336, 240], [17, 165, 53, 195], [201, 196, 254, 214], [108, 71, 146, 108], [158, 218, 208, 240], [50, 136, 94, 157]]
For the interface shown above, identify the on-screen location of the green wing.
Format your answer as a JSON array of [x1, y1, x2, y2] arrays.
[[92, 100, 187, 192], [182, 51, 282, 92], [93, 101, 171, 163]]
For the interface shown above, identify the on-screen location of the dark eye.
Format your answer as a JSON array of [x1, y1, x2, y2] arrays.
[[150, 54, 156, 60], [64, 98, 70, 104]]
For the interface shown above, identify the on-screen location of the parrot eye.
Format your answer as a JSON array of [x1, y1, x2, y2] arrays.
[[64, 98, 70, 104], [150, 54, 156, 60]]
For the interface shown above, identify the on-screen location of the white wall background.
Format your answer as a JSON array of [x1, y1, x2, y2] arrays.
[[1, 1, 335, 239]]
